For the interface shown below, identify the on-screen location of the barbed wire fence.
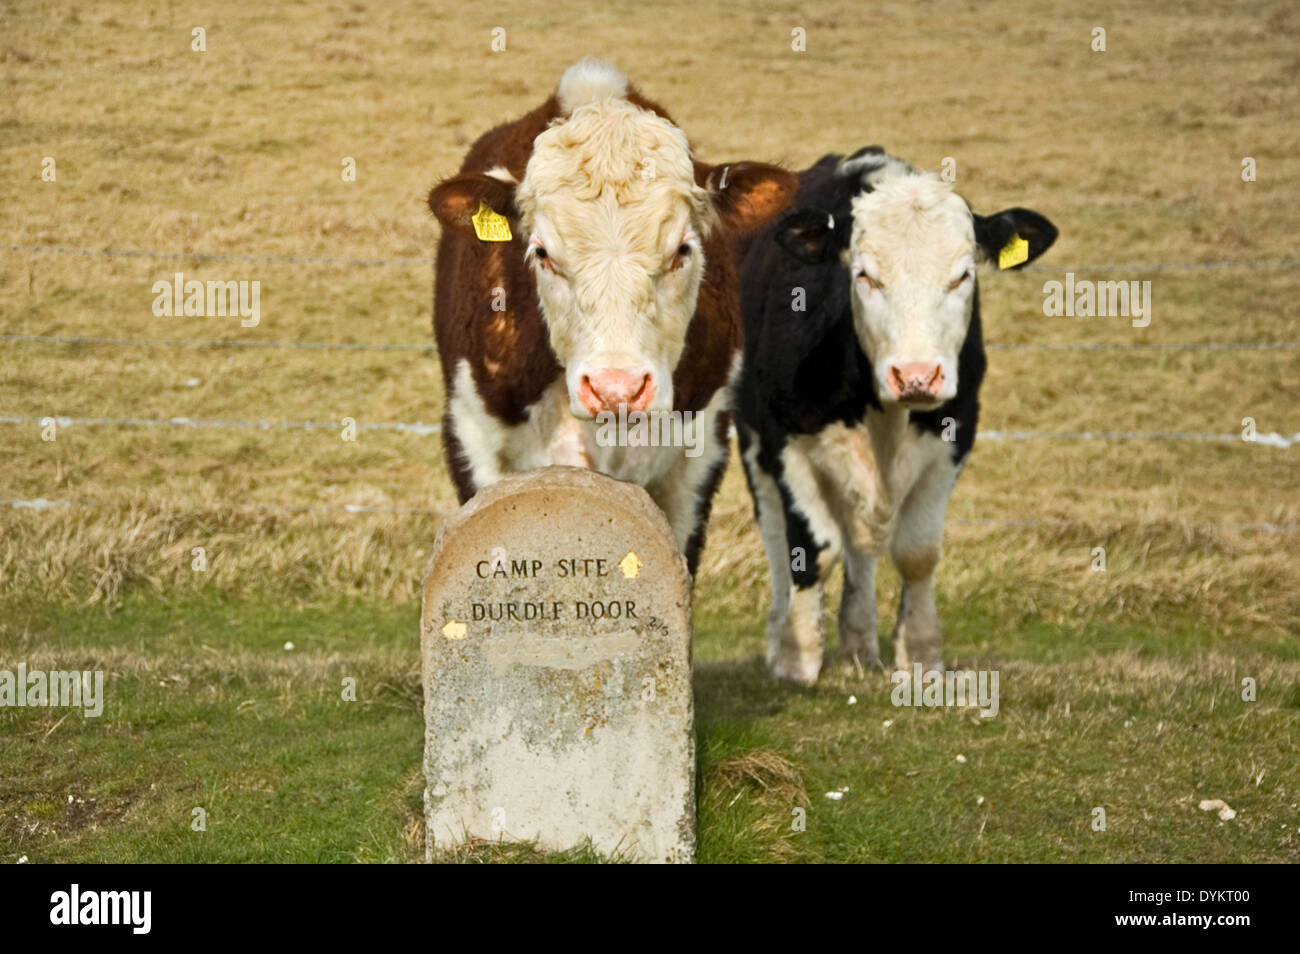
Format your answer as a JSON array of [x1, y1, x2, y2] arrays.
[[4, 243, 1298, 535]]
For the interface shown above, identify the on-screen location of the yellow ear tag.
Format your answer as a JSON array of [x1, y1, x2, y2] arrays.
[[998, 233, 1029, 270], [471, 201, 512, 242]]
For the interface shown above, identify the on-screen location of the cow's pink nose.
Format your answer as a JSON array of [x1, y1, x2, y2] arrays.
[[579, 370, 655, 414], [887, 362, 944, 401]]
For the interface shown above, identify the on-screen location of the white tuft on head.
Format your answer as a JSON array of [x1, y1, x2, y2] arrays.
[[557, 58, 629, 115], [837, 147, 914, 191]]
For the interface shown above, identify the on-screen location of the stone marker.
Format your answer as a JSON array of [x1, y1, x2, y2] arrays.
[[421, 466, 694, 863]]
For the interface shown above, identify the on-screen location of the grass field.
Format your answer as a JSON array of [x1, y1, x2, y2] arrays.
[[2, 0, 1298, 862]]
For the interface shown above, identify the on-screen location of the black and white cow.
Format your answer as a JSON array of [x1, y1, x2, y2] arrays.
[[736, 147, 1058, 683]]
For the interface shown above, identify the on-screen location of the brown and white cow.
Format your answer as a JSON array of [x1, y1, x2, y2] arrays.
[[428, 59, 797, 571]]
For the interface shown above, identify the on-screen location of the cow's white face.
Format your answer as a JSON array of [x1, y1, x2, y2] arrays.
[[429, 60, 798, 422], [847, 175, 976, 409], [516, 100, 709, 419]]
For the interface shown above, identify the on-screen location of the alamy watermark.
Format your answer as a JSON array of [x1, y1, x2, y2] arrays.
[[152, 271, 261, 327], [0, 664, 104, 717], [890, 663, 999, 717], [49, 884, 150, 934], [594, 407, 703, 458], [1042, 273, 1151, 328]]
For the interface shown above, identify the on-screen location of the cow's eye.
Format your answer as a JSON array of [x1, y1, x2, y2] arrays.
[[947, 269, 972, 292], [857, 270, 883, 291], [530, 244, 558, 274], [669, 243, 692, 271]]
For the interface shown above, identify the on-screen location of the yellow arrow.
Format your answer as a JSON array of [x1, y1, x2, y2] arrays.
[[441, 619, 468, 640], [618, 551, 643, 578]]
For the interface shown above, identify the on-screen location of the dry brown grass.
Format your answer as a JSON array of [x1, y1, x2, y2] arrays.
[[0, 499, 443, 608], [706, 749, 809, 806], [1, 0, 1297, 641]]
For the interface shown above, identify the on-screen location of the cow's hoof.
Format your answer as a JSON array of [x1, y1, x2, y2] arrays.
[[770, 655, 822, 685], [894, 626, 945, 675], [833, 649, 883, 675], [894, 655, 946, 676]]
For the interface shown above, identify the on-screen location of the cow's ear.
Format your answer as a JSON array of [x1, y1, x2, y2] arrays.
[[428, 173, 518, 239], [774, 208, 838, 264], [703, 162, 799, 234], [973, 207, 1058, 270]]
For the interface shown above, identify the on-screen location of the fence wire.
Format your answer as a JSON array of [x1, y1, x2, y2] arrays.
[[6, 497, 1296, 533], [5, 242, 1296, 538], [8, 332, 1300, 355], [7, 243, 1298, 273], [6, 415, 1296, 447]]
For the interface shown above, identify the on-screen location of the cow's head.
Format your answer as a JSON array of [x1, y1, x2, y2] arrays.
[[430, 59, 796, 418], [776, 153, 1057, 410]]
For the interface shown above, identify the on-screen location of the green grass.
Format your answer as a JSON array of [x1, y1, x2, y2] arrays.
[[3, 591, 1296, 863], [0, 592, 423, 863]]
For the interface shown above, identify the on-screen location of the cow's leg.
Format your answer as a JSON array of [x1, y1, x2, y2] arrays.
[[446, 359, 505, 491], [646, 449, 725, 576], [678, 434, 729, 577], [749, 436, 837, 683], [773, 491, 832, 684], [642, 393, 733, 574], [440, 410, 477, 505], [838, 544, 880, 670], [890, 450, 959, 673], [746, 462, 794, 667], [796, 423, 893, 672], [740, 428, 829, 682]]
